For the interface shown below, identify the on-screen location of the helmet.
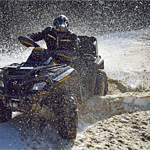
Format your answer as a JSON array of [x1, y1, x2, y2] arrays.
[[53, 15, 69, 33]]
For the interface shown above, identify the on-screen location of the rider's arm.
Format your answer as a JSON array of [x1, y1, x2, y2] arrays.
[[30, 31, 43, 42], [29, 27, 51, 42], [69, 33, 80, 56]]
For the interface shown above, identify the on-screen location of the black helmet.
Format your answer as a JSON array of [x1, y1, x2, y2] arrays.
[[53, 15, 69, 33]]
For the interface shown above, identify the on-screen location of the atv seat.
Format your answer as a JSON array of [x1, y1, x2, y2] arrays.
[[78, 36, 97, 57]]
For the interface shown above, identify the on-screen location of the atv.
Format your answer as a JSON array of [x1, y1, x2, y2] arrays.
[[0, 35, 108, 139]]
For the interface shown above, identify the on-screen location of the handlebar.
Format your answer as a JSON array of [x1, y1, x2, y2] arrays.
[[18, 36, 40, 48]]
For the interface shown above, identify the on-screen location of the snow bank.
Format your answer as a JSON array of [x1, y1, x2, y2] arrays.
[[73, 110, 150, 150], [77, 92, 150, 134]]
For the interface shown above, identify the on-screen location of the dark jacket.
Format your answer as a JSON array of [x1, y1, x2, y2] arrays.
[[30, 27, 79, 53]]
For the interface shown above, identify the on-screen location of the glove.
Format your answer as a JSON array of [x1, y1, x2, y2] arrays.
[[27, 33, 35, 40]]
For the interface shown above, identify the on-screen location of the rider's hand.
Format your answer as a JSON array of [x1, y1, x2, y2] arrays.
[[27, 33, 35, 39]]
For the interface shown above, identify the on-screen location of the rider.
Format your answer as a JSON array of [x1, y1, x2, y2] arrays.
[[29, 15, 79, 54]]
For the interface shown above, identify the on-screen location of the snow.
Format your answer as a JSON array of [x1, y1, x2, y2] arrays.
[[97, 28, 150, 72], [0, 28, 150, 149], [123, 96, 150, 108], [0, 113, 74, 149]]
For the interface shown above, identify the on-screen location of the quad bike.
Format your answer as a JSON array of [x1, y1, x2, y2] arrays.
[[0, 35, 108, 139]]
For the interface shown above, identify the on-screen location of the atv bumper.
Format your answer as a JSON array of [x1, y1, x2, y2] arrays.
[[0, 92, 48, 112]]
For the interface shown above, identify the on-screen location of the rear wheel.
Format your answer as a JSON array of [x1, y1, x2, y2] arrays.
[[94, 70, 108, 96], [54, 91, 78, 139], [0, 100, 12, 123]]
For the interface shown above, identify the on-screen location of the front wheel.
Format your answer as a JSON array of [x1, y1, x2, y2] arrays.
[[54, 91, 78, 139], [94, 70, 108, 96], [0, 100, 12, 123]]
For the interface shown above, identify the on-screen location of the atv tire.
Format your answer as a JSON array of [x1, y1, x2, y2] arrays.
[[94, 70, 108, 96], [54, 91, 78, 139], [0, 100, 12, 123]]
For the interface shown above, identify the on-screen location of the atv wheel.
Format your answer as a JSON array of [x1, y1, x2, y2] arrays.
[[0, 100, 12, 123], [54, 91, 78, 139], [94, 70, 108, 96]]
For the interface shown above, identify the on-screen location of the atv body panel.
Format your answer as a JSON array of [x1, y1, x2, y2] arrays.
[[0, 63, 81, 112]]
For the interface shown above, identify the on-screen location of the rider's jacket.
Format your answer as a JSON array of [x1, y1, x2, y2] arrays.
[[30, 27, 79, 53]]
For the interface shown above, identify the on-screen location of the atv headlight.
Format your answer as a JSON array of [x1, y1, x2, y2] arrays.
[[0, 80, 4, 87], [32, 82, 46, 90]]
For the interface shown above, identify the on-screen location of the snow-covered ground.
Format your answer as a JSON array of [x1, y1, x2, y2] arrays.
[[0, 28, 150, 149]]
